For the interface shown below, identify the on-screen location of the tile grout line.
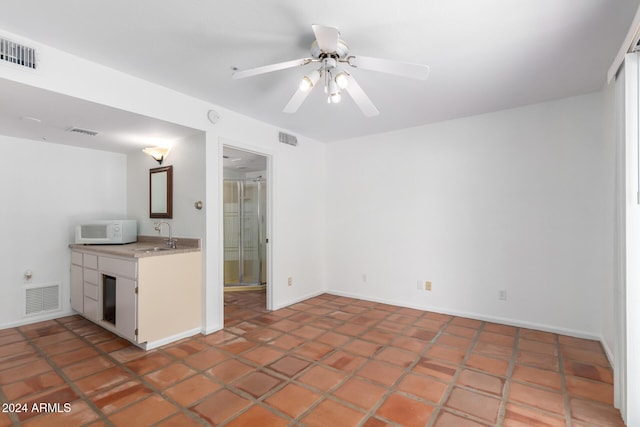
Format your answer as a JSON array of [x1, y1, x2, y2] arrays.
[[206, 302, 316, 425], [0, 329, 32, 427], [2, 293, 621, 426], [60, 317, 210, 426], [0, 386, 19, 426], [349, 307, 449, 426], [294, 302, 507, 426], [247, 300, 443, 426], [496, 326, 520, 425], [557, 334, 573, 427], [280, 303, 419, 426], [65, 319, 206, 427], [222, 303, 369, 425], [16, 320, 116, 427], [174, 297, 307, 426], [411, 314, 457, 423], [427, 320, 495, 427], [150, 346, 214, 426], [197, 306, 302, 426]]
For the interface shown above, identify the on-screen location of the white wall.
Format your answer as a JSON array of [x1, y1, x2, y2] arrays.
[[127, 132, 207, 238], [217, 132, 326, 314], [601, 76, 618, 363], [621, 52, 640, 426], [326, 92, 612, 338], [0, 136, 126, 327], [0, 28, 328, 334]]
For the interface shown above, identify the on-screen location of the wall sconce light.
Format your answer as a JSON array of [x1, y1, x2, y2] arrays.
[[142, 147, 170, 165]]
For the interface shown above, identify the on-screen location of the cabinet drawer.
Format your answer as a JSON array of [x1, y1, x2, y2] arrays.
[[84, 283, 99, 300], [83, 297, 98, 321], [99, 256, 137, 279], [71, 251, 83, 266], [83, 254, 98, 269], [83, 268, 99, 285]]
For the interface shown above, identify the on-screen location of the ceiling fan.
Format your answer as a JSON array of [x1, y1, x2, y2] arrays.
[[232, 24, 430, 117]]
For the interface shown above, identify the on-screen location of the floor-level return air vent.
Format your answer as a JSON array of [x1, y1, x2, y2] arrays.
[[0, 36, 37, 69], [25, 283, 60, 316]]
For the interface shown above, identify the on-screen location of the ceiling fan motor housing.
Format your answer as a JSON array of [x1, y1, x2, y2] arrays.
[[310, 39, 349, 60]]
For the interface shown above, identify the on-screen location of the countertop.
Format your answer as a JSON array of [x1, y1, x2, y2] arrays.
[[69, 235, 201, 259]]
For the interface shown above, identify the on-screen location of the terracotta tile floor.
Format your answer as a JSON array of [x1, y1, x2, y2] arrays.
[[0, 290, 626, 426]]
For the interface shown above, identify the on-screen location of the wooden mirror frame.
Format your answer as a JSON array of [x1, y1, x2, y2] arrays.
[[149, 165, 173, 218]]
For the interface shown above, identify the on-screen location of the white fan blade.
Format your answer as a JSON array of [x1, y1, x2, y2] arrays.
[[348, 55, 430, 80], [312, 24, 339, 53], [344, 74, 379, 117], [233, 58, 312, 79], [283, 87, 313, 114]]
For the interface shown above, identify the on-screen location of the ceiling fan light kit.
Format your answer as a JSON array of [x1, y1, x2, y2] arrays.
[[232, 24, 429, 117], [299, 69, 321, 92], [334, 71, 349, 89]]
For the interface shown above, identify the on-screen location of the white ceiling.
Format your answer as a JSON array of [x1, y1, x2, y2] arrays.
[[0, 79, 201, 153], [0, 0, 638, 146]]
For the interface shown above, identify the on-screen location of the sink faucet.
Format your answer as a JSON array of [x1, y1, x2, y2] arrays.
[[154, 221, 177, 248]]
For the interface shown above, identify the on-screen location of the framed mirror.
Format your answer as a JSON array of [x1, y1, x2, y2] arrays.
[[150, 165, 173, 218]]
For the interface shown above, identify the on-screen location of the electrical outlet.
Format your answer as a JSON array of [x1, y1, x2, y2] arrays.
[[288, 277, 293, 287], [499, 290, 507, 301], [362, 273, 367, 283], [417, 280, 432, 291]]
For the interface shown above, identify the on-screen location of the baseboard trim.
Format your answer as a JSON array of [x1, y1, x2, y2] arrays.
[[600, 336, 616, 371], [272, 290, 326, 311], [326, 290, 602, 341], [141, 327, 202, 350], [0, 309, 74, 331], [202, 324, 222, 335]]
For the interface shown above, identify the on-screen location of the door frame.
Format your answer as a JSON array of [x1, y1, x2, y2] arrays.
[[219, 139, 273, 312]]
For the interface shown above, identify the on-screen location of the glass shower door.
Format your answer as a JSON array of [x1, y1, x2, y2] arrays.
[[241, 181, 260, 284], [223, 181, 240, 285], [223, 179, 265, 286]]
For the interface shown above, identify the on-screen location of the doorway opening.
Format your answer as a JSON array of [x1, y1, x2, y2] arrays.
[[222, 146, 268, 295]]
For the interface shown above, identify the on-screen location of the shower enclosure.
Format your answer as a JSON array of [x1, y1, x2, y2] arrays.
[[224, 178, 266, 286]]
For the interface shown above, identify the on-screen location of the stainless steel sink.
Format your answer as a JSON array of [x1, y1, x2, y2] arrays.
[[133, 247, 172, 252]]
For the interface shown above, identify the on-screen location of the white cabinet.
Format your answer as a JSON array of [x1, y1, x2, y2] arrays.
[[69, 250, 138, 342], [69, 247, 201, 349], [99, 256, 137, 343], [70, 257, 83, 313], [71, 251, 99, 317], [83, 254, 99, 321], [114, 276, 137, 341]]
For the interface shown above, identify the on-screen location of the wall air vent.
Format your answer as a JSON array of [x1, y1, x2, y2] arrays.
[[278, 131, 298, 146], [25, 283, 60, 316], [0, 37, 37, 69], [67, 127, 99, 137]]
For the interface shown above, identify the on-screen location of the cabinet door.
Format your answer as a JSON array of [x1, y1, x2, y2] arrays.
[[115, 277, 137, 342], [70, 264, 83, 313], [83, 297, 98, 321]]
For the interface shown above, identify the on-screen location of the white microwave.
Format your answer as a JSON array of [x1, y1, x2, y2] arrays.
[[75, 220, 137, 244]]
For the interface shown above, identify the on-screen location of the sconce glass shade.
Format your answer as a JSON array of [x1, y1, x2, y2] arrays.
[[143, 147, 170, 165]]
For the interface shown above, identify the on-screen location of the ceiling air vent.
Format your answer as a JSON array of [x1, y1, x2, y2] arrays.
[[67, 127, 99, 137], [0, 37, 37, 69], [278, 131, 298, 146]]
